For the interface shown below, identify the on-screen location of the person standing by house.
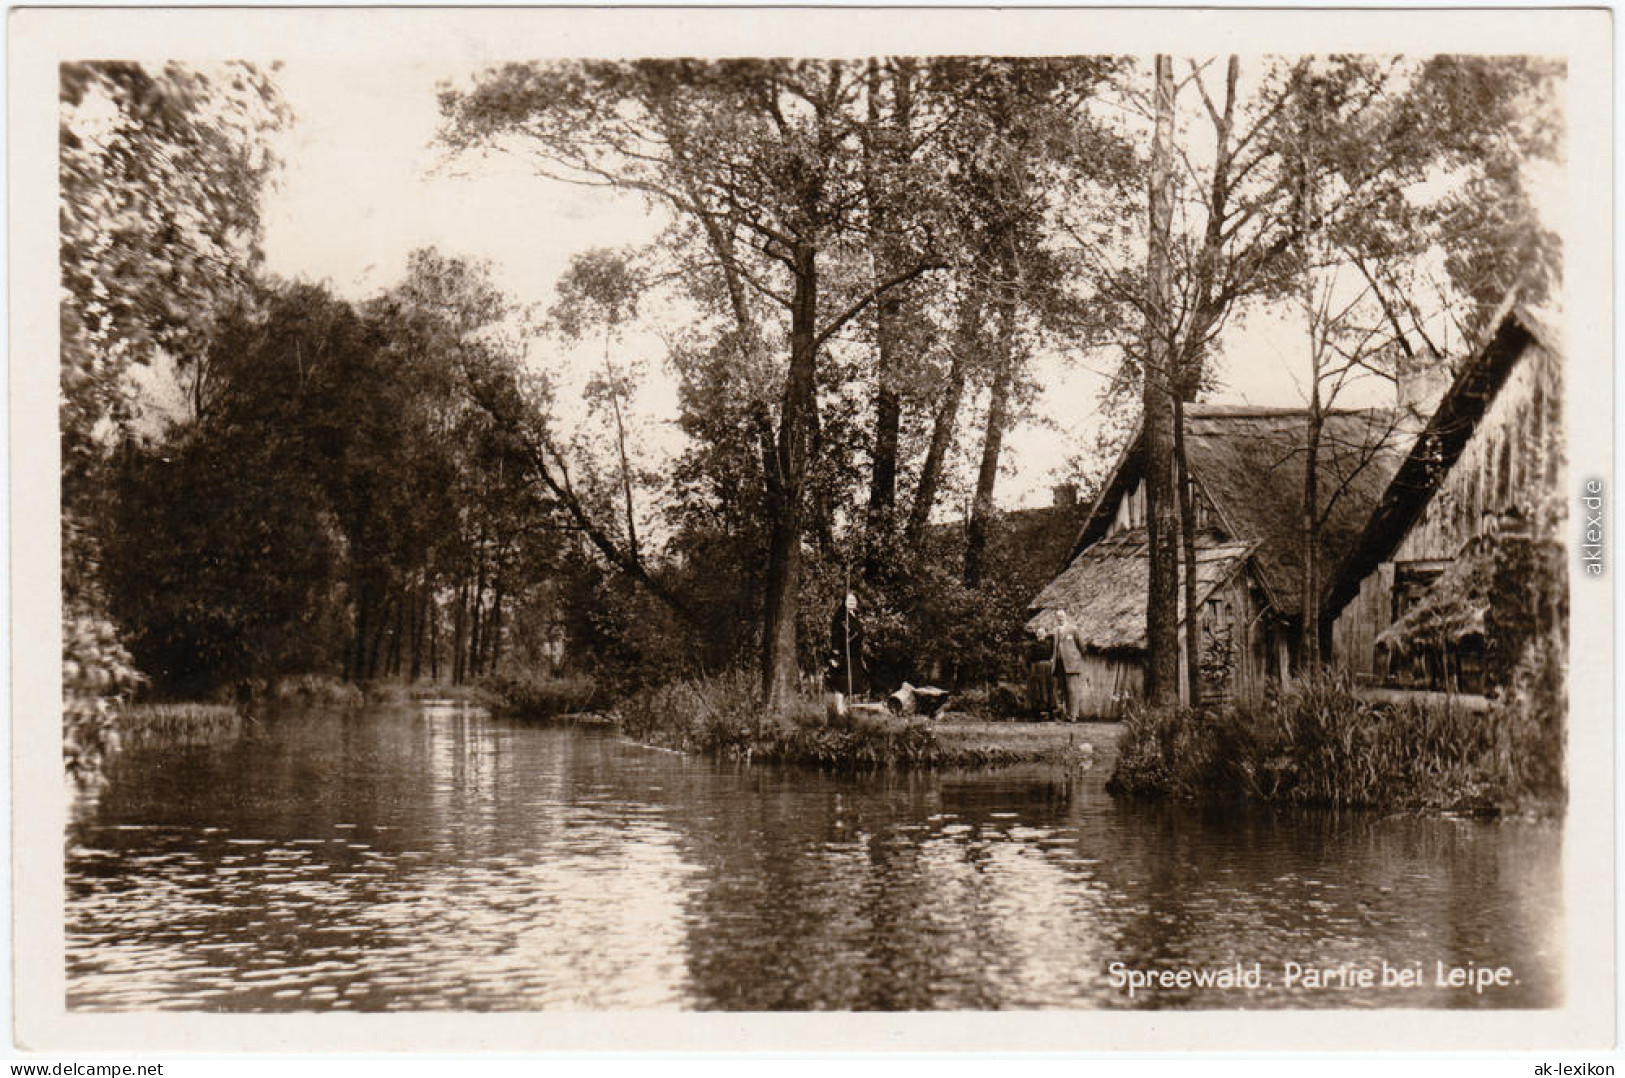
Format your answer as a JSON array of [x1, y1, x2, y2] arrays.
[[1051, 610, 1084, 721], [827, 591, 867, 716], [1026, 623, 1058, 717]]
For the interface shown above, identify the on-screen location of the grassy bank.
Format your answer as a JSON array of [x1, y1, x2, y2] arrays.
[[109, 674, 371, 746], [616, 671, 1097, 770], [932, 719, 1105, 767], [1107, 678, 1562, 816], [83, 664, 1104, 777]]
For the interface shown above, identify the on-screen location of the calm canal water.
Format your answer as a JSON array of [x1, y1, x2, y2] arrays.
[[67, 701, 1563, 1011]]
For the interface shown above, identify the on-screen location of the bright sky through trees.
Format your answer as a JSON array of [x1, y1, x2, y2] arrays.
[[256, 58, 1556, 511]]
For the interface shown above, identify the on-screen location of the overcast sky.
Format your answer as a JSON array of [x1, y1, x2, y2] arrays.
[[258, 59, 1430, 513]]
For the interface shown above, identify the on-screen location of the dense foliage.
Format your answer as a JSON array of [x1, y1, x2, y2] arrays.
[[61, 57, 1566, 795], [61, 61, 289, 605], [101, 264, 565, 697]]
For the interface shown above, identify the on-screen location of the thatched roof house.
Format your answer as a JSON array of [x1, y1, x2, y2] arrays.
[[1027, 404, 1410, 716]]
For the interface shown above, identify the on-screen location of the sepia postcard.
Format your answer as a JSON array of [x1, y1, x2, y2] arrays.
[[10, 5, 1615, 1055]]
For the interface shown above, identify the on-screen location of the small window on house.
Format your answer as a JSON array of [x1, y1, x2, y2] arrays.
[[1392, 564, 1443, 623]]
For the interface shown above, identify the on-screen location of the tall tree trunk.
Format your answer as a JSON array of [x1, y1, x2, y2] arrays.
[[1297, 128, 1324, 676], [468, 536, 487, 679], [1143, 54, 1182, 708], [602, 331, 641, 563], [488, 577, 505, 675], [350, 581, 376, 684], [429, 591, 440, 683], [1300, 389, 1324, 672], [862, 59, 914, 581], [406, 579, 419, 681], [409, 580, 425, 682], [366, 593, 392, 681], [961, 368, 1011, 587], [963, 253, 1020, 588], [452, 578, 467, 686], [1175, 392, 1202, 705], [760, 246, 819, 709], [906, 288, 979, 544], [389, 589, 405, 677]]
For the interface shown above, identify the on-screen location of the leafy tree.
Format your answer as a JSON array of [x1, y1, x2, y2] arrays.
[[442, 58, 1143, 704], [60, 61, 288, 602], [551, 248, 650, 564], [363, 248, 564, 685], [927, 58, 1129, 587], [441, 60, 947, 707], [1142, 55, 1181, 706], [104, 282, 362, 693], [101, 252, 565, 694]]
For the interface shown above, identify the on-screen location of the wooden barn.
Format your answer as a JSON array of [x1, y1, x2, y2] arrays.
[[1327, 305, 1565, 700], [1028, 404, 1409, 718]]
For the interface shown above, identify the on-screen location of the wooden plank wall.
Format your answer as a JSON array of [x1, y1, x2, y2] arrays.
[[1194, 570, 1264, 704], [1394, 340, 1564, 564], [1059, 654, 1143, 720], [1109, 478, 1213, 537], [1332, 562, 1394, 678]]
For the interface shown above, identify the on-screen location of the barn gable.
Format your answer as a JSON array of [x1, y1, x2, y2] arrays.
[[1060, 405, 1410, 619], [1327, 304, 1565, 692]]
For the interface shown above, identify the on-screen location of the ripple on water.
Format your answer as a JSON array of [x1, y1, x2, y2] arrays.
[[65, 707, 1564, 1012]]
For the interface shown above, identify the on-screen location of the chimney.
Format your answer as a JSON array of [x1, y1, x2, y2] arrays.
[[1052, 483, 1078, 509], [1396, 352, 1452, 420]]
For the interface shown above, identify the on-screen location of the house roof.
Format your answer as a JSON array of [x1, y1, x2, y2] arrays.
[[1026, 531, 1256, 650], [924, 496, 1091, 597], [1323, 304, 1555, 621], [1063, 404, 1411, 617]]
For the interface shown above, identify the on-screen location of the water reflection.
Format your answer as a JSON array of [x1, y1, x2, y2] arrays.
[[66, 703, 1561, 1011]]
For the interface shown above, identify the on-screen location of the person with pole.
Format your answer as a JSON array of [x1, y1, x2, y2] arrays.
[[827, 591, 866, 717]]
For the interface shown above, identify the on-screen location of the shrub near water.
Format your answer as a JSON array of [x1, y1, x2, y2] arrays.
[[1108, 678, 1540, 813], [63, 607, 146, 784], [479, 670, 601, 719]]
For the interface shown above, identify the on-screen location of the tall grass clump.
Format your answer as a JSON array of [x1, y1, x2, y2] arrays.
[[480, 670, 601, 720], [1108, 676, 1552, 814], [119, 702, 243, 744]]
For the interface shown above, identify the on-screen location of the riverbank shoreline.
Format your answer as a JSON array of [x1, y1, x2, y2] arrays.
[[510, 705, 1117, 768], [484, 670, 1114, 770]]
